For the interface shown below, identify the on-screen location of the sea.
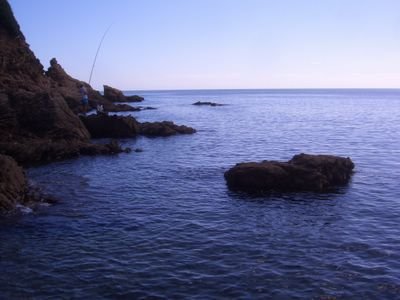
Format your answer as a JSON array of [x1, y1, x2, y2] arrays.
[[1, 89, 400, 299]]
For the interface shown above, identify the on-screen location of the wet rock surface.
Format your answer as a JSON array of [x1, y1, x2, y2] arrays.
[[224, 153, 354, 192]]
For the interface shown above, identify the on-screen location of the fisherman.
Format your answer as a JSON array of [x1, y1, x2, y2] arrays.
[[79, 84, 89, 114]]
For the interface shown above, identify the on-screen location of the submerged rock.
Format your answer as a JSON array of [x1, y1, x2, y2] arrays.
[[224, 153, 354, 192], [193, 101, 225, 107]]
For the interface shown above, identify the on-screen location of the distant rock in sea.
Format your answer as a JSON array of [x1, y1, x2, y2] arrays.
[[224, 153, 354, 193], [193, 101, 225, 107]]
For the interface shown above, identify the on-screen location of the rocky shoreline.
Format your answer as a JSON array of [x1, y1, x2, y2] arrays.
[[0, 0, 195, 213], [0, 0, 355, 213]]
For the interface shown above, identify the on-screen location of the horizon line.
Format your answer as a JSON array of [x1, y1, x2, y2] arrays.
[[122, 87, 400, 92]]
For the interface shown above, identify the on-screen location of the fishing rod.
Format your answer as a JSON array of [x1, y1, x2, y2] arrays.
[[88, 23, 113, 85]]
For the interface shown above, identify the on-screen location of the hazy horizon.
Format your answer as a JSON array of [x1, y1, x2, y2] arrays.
[[123, 87, 400, 92], [9, 0, 400, 91]]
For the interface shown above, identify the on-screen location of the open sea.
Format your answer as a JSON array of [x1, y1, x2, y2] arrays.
[[1, 89, 400, 299]]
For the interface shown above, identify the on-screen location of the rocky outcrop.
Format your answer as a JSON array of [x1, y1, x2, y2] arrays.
[[193, 101, 224, 107], [0, 154, 27, 212], [80, 114, 196, 138], [46, 59, 137, 113], [224, 153, 354, 192], [0, 153, 60, 212], [0, 0, 193, 212], [104, 85, 144, 102], [0, 0, 91, 150], [0, 1, 48, 94], [139, 121, 196, 136], [0, 154, 80, 212], [80, 114, 140, 138], [0, 0, 133, 167]]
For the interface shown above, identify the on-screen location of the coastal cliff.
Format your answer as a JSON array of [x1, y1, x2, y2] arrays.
[[0, 0, 89, 149], [0, 0, 196, 212], [0, 0, 128, 211]]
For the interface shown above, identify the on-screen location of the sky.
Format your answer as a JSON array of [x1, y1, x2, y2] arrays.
[[8, 0, 400, 90]]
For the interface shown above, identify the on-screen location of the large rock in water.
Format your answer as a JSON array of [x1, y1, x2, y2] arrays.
[[80, 115, 196, 138], [80, 115, 140, 138], [103, 85, 144, 102], [224, 153, 354, 192]]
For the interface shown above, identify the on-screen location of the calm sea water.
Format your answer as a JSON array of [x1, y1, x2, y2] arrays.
[[1, 89, 400, 299]]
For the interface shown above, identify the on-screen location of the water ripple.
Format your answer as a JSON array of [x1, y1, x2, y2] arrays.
[[1, 90, 400, 299]]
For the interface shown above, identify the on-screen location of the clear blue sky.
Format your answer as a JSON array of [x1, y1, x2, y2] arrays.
[[9, 0, 400, 90]]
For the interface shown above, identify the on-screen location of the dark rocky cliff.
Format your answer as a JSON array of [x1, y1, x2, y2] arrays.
[[0, 0, 128, 212], [0, 0, 90, 143]]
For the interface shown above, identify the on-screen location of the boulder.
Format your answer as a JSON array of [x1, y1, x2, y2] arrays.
[[224, 153, 354, 192], [139, 121, 196, 136], [103, 85, 144, 102]]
